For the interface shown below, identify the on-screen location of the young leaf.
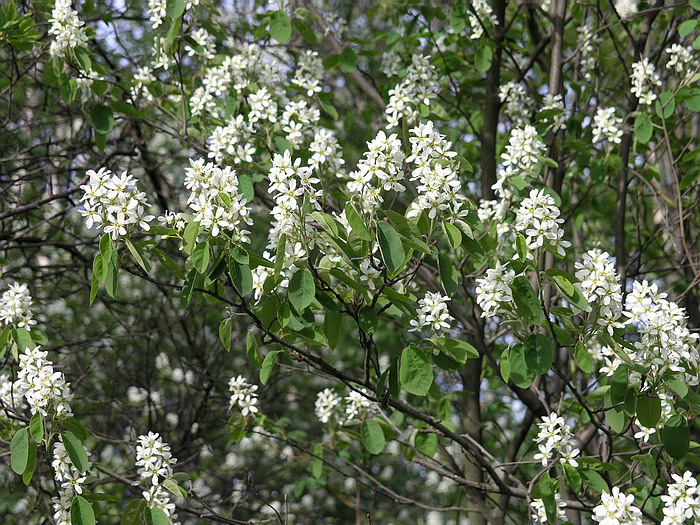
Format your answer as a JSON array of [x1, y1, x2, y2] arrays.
[[574, 342, 593, 374], [288, 269, 315, 311], [312, 443, 323, 478], [260, 350, 279, 385], [510, 277, 545, 326], [345, 202, 371, 241], [121, 500, 147, 525], [361, 419, 385, 454], [21, 442, 37, 485], [523, 334, 553, 375], [377, 221, 406, 275], [71, 496, 95, 525], [61, 431, 90, 473], [191, 241, 210, 273], [269, 10, 291, 44], [10, 427, 29, 474], [219, 318, 232, 351], [144, 507, 169, 525], [438, 253, 458, 296], [634, 114, 652, 143], [663, 414, 690, 459], [29, 412, 43, 443], [474, 45, 492, 72], [399, 346, 433, 396], [89, 103, 114, 134], [508, 344, 536, 389], [637, 395, 662, 429], [415, 432, 438, 457]]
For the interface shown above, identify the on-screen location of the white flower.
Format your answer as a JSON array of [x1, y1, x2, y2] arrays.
[[666, 44, 698, 83], [475, 262, 515, 318], [409, 291, 454, 335], [315, 388, 341, 423], [615, 0, 639, 19], [228, 375, 259, 416], [344, 389, 373, 421], [147, 0, 167, 28], [135, 432, 178, 519], [48, 0, 89, 59], [631, 57, 661, 106], [513, 188, 570, 257], [0, 282, 37, 330], [577, 23, 599, 82], [592, 107, 623, 145], [498, 82, 533, 125], [541, 93, 566, 132], [592, 486, 643, 525], [533, 412, 579, 468], [574, 250, 624, 334], [14, 346, 73, 418], [385, 55, 438, 128]]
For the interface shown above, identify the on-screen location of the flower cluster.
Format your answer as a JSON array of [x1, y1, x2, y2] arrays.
[[409, 292, 454, 336], [347, 130, 405, 213], [615, 0, 639, 19], [381, 50, 402, 77], [405, 121, 468, 221], [0, 282, 36, 330], [574, 250, 624, 334], [207, 115, 256, 165], [136, 432, 178, 519], [592, 487, 642, 525], [577, 23, 598, 82], [592, 107, 623, 145], [344, 389, 374, 421], [513, 188, 570, 257], [280, 100, 321, 150], [533, 413, 580, 468], [80, 168, 154, 240], [315, 388, 341, 423], [291, 50, 324, 97], [660, 471, 700, 524], [498, 82, 533, 125], [493, 125, 545, 196], [465, 0, 498, 39], [531, 494, 567, 523], [541, 93, 566, 132], [666, 44, 698, 83], [308, 128, 345, 173], [631, 57, 661, 106], [228, 375, 259, 417], [184, 159, 252, 240], [624, 280, 700, 384], [185, 27, 216, 60], [51, 436, 91, 525], [385, 55, 439, 128], [48, 0, 89, 59], [146, 0, 172, 28], [14, 346, 72, 418], [475, 262, 516, 318], [251, 151, 319, 300]]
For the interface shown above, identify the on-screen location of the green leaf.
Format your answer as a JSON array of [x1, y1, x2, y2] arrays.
[[574, 342, 593, 374], [219, 318, 232, 351], [182, 220, 199, 255], [516, 234, 528, 261], [89, 103, 114, 134], [71, 496, 95, 525], [113, 100, 145, 120], [340, 48, 357, 72], [435, 337, 478, 363], [443, 222, 462, 249], [74, 47, 91, 72], [21, 442, 37, 485], [260, 350, 279, 385], [288, 269, 315, 311], [499, 349, 510, 383], [546, 269, 588, 311], [324, 310, 342, 350], [62, 418, 89, 442], [523, 334, 553, 375], [269, 10, 291, 44], [679, 19, 697, 37], [377, 221, 406, 275], [664, 376, 689, 397], [10, 427, 28, 474], [399, 346, 433, 396], [121, 500, 147, 525], [663, 414, 690, 459], [474, 45, 492, 72], [29, 412, 43, 443], [13, 327, 34, 350], [312, 443, 323, 478], [345, 202, 371, 240], [510, 277, 545, 326], [247, 333, 263, 368], [230, 260, 253, 297], [191, 242, 210, 273], [359, 305, 378, 335], [125, 237, 150, 273], [292, 18, 317, 45], [144, 507, 169, 525], [537, 472, 557, 523], [61, 431, 90, 473], [580, 470, 608, 493], [166, 0, 185, 18], [415, 432, 438, 457], [508, 344, 536, 389], [361, 419, 385, 454], [634, 114, 652, 143], [438, 253, 458, 296], [163, 478, 185, 499], [636, 395, 661, 428], [564, 464, 582, 493]]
